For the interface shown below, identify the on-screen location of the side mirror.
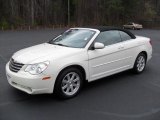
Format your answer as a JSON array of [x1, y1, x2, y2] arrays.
[[94, 42, 105, 49]]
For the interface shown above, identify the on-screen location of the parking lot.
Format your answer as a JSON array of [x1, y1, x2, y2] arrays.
[[0, 29, 160, 120]]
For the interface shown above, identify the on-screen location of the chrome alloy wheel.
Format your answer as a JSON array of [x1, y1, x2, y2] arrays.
[[61, 72, 80, 96], [137, 56, 146, 72]]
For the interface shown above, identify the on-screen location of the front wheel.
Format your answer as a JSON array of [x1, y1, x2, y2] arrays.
[[132, 27, 135, 30], [133, 53, 147, 74], [54, 67, 83, 99]]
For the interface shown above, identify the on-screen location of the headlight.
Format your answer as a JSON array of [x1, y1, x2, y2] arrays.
[[25, 61, 49, 75]]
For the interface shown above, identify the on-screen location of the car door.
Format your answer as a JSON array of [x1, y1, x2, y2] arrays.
[[88, 30, 130, 81], [126, 23, 132, 29], [125, 23, 130, 28], [119, 31, 139, 67]]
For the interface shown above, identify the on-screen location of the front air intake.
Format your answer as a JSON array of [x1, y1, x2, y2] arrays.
[[9, 58, 24, 73]]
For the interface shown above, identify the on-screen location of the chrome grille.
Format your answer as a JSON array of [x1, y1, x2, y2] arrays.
[[9, 58, 24, 73]]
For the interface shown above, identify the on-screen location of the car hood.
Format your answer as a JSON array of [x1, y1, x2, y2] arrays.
[[12, 43, 85, 64]]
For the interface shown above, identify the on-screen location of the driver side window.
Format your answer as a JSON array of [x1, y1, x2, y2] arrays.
[[95, 30, 122, 46]]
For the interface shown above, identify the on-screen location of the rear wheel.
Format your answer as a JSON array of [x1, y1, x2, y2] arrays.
[[133, 53, 147, 74], [54, 67, 83, 99]]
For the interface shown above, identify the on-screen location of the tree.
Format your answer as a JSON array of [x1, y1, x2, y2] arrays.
[[0, 0, 159, 29]]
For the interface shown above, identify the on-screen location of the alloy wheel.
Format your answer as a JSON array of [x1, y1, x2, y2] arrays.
[[61, 72, 80, 96]]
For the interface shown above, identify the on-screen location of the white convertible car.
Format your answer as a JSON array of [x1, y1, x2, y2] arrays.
[[6, 27, 152, 98]]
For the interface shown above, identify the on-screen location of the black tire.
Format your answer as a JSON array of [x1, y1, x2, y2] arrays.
[[54, 67, 83, 99], [133, 53, 147, 74], [132, 27, 135, 30]]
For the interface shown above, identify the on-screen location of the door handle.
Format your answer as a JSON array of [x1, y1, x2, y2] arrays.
[[118, 46, 124, 50]]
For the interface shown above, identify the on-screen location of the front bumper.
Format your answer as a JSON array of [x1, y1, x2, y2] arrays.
[[6, 62, 54, 94]]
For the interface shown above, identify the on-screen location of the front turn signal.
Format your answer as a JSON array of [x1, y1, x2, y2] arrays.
[[42, 76, 51, 80]]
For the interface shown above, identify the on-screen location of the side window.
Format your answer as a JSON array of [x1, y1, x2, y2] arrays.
[[119, 31, 132, 41], [95, 30, 122, 46], [128, 23, 133, 25]]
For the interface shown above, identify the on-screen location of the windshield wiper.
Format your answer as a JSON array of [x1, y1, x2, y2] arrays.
[[55, 43, 69, 47], [47, 42, 69, 47]]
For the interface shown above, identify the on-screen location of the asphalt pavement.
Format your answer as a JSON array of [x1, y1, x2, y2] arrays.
[[0, 29, 160, 120]]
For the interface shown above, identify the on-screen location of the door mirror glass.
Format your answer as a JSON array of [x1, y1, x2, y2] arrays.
[[94, 42, 105, 49]]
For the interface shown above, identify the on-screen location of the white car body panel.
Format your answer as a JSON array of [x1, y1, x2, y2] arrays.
[[5, 28, 152, 94], [123, 23, 143, 29], [88, 40, 134, 81]]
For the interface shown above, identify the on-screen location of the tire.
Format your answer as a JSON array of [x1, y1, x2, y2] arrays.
[[133, 53, 147, 74], [132, 27, 135, 30], [54, 67, 83, 99]]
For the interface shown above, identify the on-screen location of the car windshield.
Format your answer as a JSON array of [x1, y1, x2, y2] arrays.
[[48, 29, 96, 48]]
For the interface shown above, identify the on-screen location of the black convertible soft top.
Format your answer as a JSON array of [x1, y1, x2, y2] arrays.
[[83, 26, 136, 39]]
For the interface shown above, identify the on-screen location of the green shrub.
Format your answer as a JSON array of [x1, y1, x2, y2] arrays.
[[0, 19, 9, 30]]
